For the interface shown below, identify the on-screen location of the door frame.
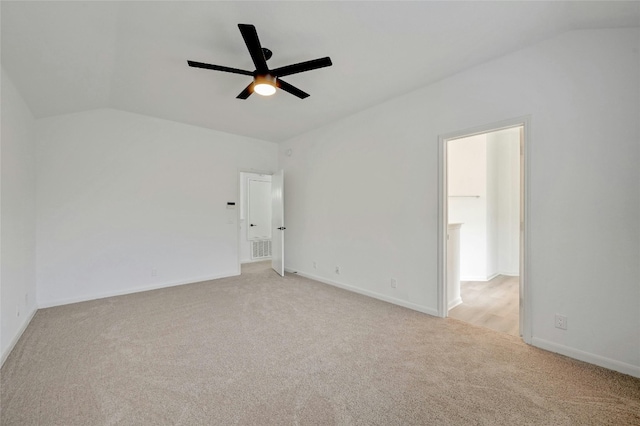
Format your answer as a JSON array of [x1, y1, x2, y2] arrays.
[[237, 169, 275, 274], [437, 116, 531, 343]]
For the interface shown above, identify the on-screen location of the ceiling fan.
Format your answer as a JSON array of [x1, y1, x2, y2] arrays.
[[188, 24, 332, 100]]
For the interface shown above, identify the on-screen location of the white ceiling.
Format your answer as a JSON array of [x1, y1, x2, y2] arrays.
[[2, 1, 639, 142]]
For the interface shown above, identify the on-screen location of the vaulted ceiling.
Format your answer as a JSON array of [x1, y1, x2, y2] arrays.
[[2, 1, 638, 142]]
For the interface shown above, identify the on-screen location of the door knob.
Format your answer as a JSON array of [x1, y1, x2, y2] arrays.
[[277, 227, 286, 230], [250, 224, 257, 227]]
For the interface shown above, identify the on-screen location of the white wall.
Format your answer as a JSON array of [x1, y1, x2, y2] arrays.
[[239, 172, 272, 263], [491, 128, 520, 276], [1, 69, 38, 365], [36, 109, 277, 307], [486, 132, 499, 278], [448, 134, 489, 280], [279, 28, 640, 376]]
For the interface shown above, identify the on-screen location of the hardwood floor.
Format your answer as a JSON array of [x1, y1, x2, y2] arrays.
[[448, 275, 520, 337]]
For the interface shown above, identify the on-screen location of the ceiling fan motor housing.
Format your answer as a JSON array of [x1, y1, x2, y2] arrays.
[[255, 74, 276, 84]]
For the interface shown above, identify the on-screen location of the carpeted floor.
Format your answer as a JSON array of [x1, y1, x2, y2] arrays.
[[2, 261, 639, 425]]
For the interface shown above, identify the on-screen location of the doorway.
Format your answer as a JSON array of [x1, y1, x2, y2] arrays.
[[239, 172, 272, 264], [238, 170, 286, 277], [438, 119, 529, 341]]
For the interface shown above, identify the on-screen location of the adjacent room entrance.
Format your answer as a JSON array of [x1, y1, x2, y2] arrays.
[[238, 170, 285, 277], [439, 119, 529, 341]]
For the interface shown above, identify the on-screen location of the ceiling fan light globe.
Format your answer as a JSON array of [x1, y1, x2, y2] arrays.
[[254, 74, 277, 96], [254, 83, 276, 96]]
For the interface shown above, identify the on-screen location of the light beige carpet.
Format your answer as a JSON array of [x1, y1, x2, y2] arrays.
[[1, 261, 639, 425]]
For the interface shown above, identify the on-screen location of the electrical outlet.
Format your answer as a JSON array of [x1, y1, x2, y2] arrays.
[[313, 261, 317, 269], [151, 268, 158, 277], [555, 314, 567, 330], [391, 278, 397, 288], [335, 266, 340, 275], [16, 307, 20, 318]]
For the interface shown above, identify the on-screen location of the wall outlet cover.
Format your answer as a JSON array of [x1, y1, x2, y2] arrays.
[[555, 314, 567, 330]]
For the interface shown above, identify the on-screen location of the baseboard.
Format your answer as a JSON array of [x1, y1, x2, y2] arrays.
[[461, 273, 519, 281], [460, 272, 506, 282], [1, 307, 38, 368], [37, 272, 240, 309], [460, 275, 491, 282], [531, 337, 640, 379], [292, 269, 439, 317], [241, 258, 271, 264], [448, 296, 463, 310]]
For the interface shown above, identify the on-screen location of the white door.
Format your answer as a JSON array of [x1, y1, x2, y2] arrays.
[[248, 179, 272, 240], [271, 170, 285, 276]]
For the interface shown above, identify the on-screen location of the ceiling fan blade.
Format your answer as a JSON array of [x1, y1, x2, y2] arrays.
[[236, 82, 254, 99], [276, 79, 310, 99], [187, 60, 253, 76], [270, 57, 332, 78], [238, 24, 269, 74]]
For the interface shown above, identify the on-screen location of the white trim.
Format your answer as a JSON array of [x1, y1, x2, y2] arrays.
[[437, 131, 447, 318], [460, 273, 499, 282], [448, 297, 463, 310], [460, 273, 519, 281], [437, 116, 532, 344], [294, 270, 439, 317], [1, 307, 38, 368], [241, 258, 272, 264], [485, 272, 499, 282], [520, 119, 532, 343], [531, 337, 640, 379], [37, 272, 239, 309]]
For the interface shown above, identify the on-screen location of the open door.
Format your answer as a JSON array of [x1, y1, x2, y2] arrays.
[[271, 170, 285, 276], [248, 179, 272, 241]]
